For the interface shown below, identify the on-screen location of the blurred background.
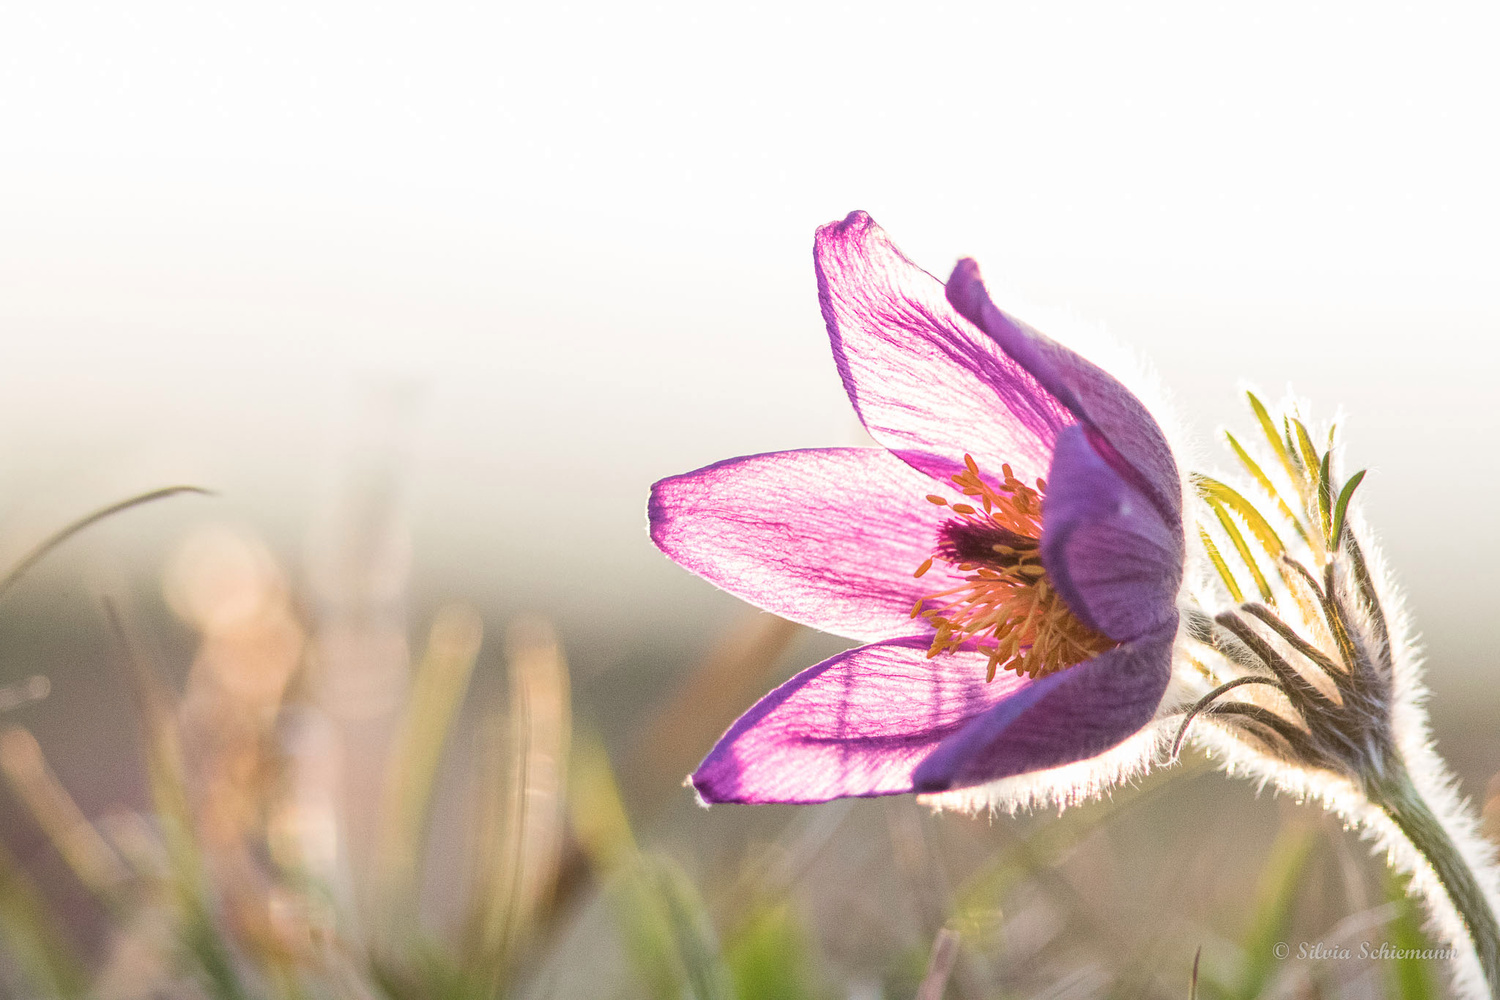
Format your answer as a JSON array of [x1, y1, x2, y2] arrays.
[[2, 1, 1499, 997]]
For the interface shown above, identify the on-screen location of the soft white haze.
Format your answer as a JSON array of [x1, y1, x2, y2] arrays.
[[1, 1, 1497, 687]]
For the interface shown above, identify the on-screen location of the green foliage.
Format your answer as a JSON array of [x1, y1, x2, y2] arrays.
[[1231, 826, 1318, 1000], [0, 839, 86, 999], [1384, 870, 1437, 999], [726, 903, 820, 1000], [617, 854, 735, 1000]]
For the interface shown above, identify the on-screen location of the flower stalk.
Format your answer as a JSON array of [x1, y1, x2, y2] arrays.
[[1366, 764, 1500, 999]]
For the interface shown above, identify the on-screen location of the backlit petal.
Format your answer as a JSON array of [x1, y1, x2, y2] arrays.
[[946, 259, 1182, 526], [815, 211, 1067, 489], [691, 636, 1037, 804], [912, 625, 1175, 793], [649, 448, 964, 642]]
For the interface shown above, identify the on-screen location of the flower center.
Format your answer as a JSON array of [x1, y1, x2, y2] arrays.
[[912, 455, 1114, 682]]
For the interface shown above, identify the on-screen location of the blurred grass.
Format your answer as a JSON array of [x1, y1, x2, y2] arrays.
[[0, 516, 1480, 1000]]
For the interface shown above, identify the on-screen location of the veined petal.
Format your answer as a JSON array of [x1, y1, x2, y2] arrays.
[[1040, 424, 1184, 642], [648, 448, 965, 642], [912, 625, 1175, 793], [815, 211, 1068, 489], [692, 636, 1037, 804], [946, 259, 1183, 526]]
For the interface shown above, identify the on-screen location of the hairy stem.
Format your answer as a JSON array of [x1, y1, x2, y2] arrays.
[[1367, 765, 1500, 998]]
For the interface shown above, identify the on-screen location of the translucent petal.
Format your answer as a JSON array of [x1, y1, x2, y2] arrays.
[[691, 636, 1035, 804], [649, 448, 963, 642], [946, 258, 1182, 526], [815, 211, 1066, 490], [912, 625, 1175, 792]]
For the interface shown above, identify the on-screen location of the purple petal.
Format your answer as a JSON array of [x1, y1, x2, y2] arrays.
[[649, 448, 968, 643], [946, 259, 1182, 526], [912, 625, 1175, 793], [815, 212, 1070, 490], [1040, 424, 1184, 642], [692, 636, 1036, 804]]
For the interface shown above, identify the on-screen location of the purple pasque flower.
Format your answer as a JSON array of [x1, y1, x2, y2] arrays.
[[648, 212, 1185, 805]]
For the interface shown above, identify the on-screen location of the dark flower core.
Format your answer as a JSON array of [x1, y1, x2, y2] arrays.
[[912, 455, 1115, 681]]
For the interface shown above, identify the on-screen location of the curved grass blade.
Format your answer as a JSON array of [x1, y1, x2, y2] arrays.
[[0, 486, 212, 603], [465, 617, 571, 985]]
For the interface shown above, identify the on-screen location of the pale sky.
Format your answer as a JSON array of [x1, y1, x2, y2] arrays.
[[1, 0, 1497, 686]]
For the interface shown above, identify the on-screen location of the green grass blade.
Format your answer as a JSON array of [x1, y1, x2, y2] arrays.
[[1234, 826, 1318, 999], [569, 730, 734, 1000], [1384, 869, 1436, 999], [377, 605, 483, 937], [103, 603, 249, 1000], [621, 854, 736, 1000], [463, 617, 572, 987], [0, 838, 87, 998], [727, 904, 817, 1000], [568, 727, 638, 873], [0, 487, 212, 605]]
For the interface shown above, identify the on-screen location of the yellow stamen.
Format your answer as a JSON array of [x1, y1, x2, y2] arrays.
[[914, 458, 1114, 681]]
